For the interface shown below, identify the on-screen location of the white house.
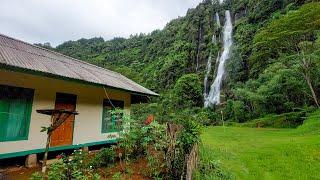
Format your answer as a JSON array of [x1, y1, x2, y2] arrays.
[[0, 34, 158, 160]]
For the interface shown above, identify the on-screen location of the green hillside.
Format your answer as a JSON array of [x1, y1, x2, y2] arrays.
[[48, 0, 320, 124], [38, 0, 320, 178]]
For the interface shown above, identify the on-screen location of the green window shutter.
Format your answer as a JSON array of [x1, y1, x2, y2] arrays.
[[0, 98, 9, 141], [0, 85, 34, 142], [101, 99, 124, 133], [7, 98, 27, 139]]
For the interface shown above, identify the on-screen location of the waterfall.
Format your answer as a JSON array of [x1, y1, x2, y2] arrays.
[[211, 13, 220, 45], [203, 56, 212, 100], [205, 10, 233, 107], [215, 12, 221, 28], [204, 53, 220, 107], [203, 12, 222, 105]]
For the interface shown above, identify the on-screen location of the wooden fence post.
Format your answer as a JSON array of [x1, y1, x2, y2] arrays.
[[185, 144, 199, 180]]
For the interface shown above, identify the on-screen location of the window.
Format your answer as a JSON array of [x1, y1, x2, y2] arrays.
[[0, 85, 34, 142], [101, 99, 124, 133]]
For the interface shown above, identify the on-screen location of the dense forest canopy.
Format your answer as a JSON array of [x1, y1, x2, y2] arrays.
[[46, 0, 320, 123]]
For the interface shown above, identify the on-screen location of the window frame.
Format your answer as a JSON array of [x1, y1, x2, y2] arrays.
[[101, 99, 124, 133], [0, 84, 34, 142]]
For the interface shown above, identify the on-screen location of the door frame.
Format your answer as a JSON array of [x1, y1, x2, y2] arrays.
[[50, 92, 77, 147]]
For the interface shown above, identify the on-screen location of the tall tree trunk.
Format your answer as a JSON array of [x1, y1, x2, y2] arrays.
[[302, 57, 320, 108], [303, 73, 320, 108]]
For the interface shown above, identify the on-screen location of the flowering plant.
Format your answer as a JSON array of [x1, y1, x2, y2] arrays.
[[55, 154, 63, 159]]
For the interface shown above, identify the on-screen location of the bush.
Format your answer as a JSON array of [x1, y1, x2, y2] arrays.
[[237, 111, 307, 128], [116, 111, 169, 178], [31, 149, 100, 180], [193, 108, 215, 126], [296, 109, 320, 135], [171, 114, 202, 179], [114, 109, 202, 179], [232, 100, 247, 123], [178, 119, 201, 153], [29, 172, 43, 180], [47, 160, 67, 180], [131, 103, 159, 124], [224, 100, 247, 123], [173, 74, 203, 109], [90, 147, 116, 168]]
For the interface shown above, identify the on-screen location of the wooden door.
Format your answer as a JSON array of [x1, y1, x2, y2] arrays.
[[50, 93, 77, 147]]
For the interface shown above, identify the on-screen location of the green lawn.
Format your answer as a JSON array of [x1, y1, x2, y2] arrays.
[[196, 111, 320, 180]]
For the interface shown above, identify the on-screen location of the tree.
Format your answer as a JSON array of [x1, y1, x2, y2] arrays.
[[173, 74, 203, 109], [297, 41, 320, 108]]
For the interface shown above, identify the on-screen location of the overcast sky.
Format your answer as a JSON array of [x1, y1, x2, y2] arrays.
[[0, 0, 202, 46]]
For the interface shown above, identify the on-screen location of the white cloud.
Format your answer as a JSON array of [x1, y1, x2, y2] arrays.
[[0, 0, 201, 46]]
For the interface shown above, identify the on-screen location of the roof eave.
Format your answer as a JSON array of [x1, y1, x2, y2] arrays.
[[0, 63, 159, 97]]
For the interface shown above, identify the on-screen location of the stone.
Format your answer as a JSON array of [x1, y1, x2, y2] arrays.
[[82, 146, 89, 152], [25, 154, 37, 168]]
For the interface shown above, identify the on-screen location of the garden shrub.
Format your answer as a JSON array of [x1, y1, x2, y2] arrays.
[[116, 110, 169, 178], [90, 147, 116, 168], [117, 125, 140, 162], [131, 103, 159, 124], [115, 108, 203, 179], [140, 121, 168, 151], [193, 109, 213, 126], [47, 160, 66, 180], [171, 113, 202, 179], [30, 149, 100, 180], [178, 118, 201, 153], [29, 172, 43, 180]]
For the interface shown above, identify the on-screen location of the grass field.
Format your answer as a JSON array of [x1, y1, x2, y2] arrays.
[[195, 110, 320, 180]]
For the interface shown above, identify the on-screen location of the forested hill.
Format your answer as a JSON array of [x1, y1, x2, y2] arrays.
[[46, 0, 320, 123]]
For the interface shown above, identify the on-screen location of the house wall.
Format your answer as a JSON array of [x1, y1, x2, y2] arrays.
[[0, 69, 131, 157]]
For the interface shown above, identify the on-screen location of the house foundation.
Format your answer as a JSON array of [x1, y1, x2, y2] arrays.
[[25, 154, 37, 168]]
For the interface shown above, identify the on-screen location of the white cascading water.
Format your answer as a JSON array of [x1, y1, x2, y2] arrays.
[[206, 10, 233, 107], [203, 12, 221, 106], [215, 12, 221, 28], [203, 56, 212, 102]]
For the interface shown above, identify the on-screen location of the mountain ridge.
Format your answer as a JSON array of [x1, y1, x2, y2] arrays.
[[39, 0, 320, 122]]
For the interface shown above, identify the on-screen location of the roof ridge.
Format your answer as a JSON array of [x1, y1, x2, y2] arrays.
[[0, 41, 123, 80], [0, 33, 125, 77]]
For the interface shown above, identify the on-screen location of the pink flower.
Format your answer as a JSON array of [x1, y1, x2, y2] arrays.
[[56, 155, 63, 159]]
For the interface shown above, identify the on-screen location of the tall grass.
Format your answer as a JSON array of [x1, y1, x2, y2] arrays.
[[193, 145, 233, 180]]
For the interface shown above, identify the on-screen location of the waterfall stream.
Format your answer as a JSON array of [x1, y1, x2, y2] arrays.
[[215, 12, 221, 28], [205, 10, 233, 107], [203, 12, 221, 106], [203, 56, 212, 101]]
